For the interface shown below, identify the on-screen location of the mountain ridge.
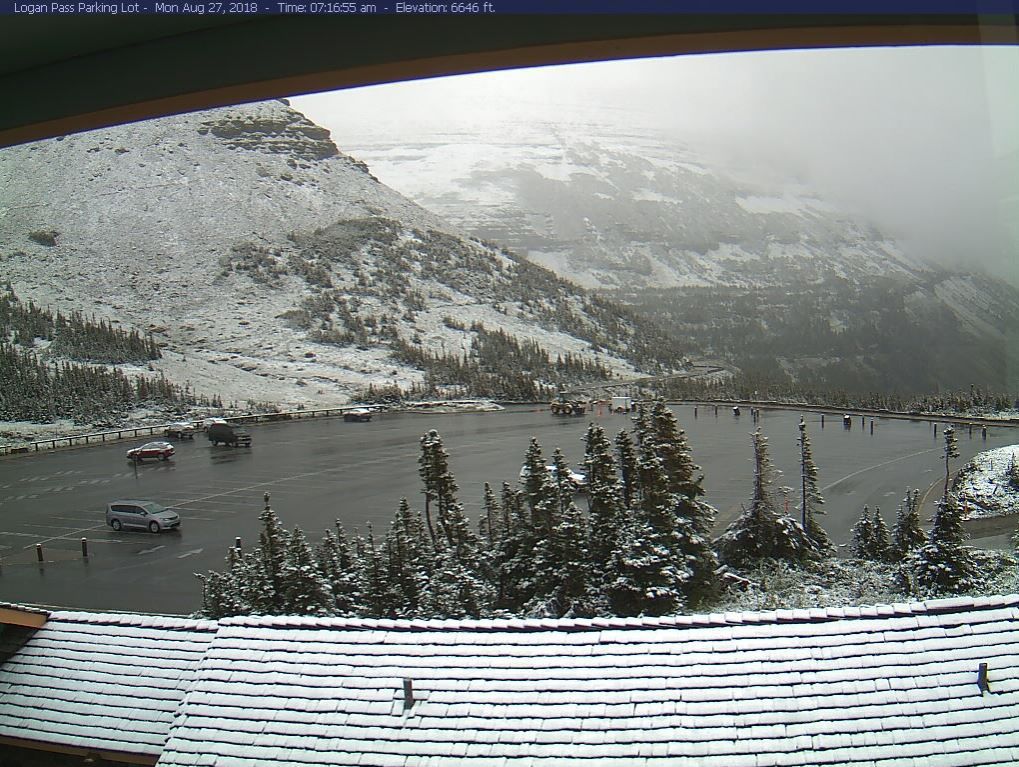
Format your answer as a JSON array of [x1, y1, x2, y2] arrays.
[[0, 100, 700, 410]]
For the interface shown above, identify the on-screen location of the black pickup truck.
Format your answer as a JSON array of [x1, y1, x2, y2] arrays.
[[207, 422, 252, 447]]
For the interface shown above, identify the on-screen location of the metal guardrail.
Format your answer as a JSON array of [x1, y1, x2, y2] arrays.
[[0, 405, 383, 458]]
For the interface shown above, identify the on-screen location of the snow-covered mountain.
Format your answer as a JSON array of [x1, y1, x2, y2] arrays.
[[0, 101, 685, 408], [336, 119, 925, 290], [334, 118, 1019, 393]]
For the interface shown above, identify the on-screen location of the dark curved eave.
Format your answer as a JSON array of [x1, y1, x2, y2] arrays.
[[2, 14, 1017, 148]]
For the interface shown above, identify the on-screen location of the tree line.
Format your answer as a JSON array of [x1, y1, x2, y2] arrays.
[[0, 286, 218, 423], [652, 375, 1016, 419], [197, 404, 981, 619], [1, 286, 160, 363]]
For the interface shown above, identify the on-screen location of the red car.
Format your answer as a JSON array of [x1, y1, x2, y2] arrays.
[[126, 441, 175, 463]]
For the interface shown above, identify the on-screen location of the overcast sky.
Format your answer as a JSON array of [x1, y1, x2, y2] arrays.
[[293, 45, 1019, 282]]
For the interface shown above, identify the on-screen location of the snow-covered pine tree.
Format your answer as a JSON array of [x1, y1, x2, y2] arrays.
[[850, 505, 876, 559], [606, 505, 678, 617], [914, 493, 977, 594], [354, 524, 391, 617], [317, 522, 360, 615], [196, 569, 233, 619], [280, 527, 333, 614], [631, 403, 653, 448], [870, 507, 892, 563], [942, 425, 960, 501], [614, 429, 639, 510], [644, 400, 718, 604], [605, 444, 690, 616], [647, 400, 703, 500], [417, 428, 447, 547], [196, 546, 248, 618], [891, 489, 926, 559], [415, 429, 494, 617], [523, 449, 591, 616], [583, 423, 624, 580], [520, 437, 556, 534], [251, 506, 289, 613], [384, 498, 431, 617], [797, 420, 834, 555], [715, 429, 817, 568], [493, 481, 537, 612], [479, 482, 500, 549]]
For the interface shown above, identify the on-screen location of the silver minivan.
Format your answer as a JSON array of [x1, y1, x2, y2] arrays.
[[106, 500, 181, 533]]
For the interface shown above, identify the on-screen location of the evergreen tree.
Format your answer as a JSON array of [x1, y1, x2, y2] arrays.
[[280, 527, 333, 614], [608, 498, 691, 618], [870, 506, 892, 563], [797, 420, 834, 555], [197, 546, 248, 618], [715, 429, 817, 568], [914, 494, 977, 594], [479, 482, 500, 548], [607, 444, 692, 617], [520, 437, 556, 534], [493, 481, 537, 612], [384, 498, 431, 616], [354, 524, 390, 617], [891, 489, 925, 559], [415, 429, 493, 617], [317, 523, 360, 615], [583, 423, 625, 580], [418, 429, 449, 547], [614, 429, 639, 510], [643, 400, 718, 604], [850, 505, 875, 559], [251, 506, 288, 613], [942, 425, 960, 501]]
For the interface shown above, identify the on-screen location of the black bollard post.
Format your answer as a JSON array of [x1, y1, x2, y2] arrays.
[[934, 424, 938, 437], [821, 414, 825, 428], [694, 406, 698, 418], [235, 537, 242, 550], [36, 544, 43, 563], [982, 426, 988, 440], [81, 538, 88, 558], [870, 420, 874, 435]]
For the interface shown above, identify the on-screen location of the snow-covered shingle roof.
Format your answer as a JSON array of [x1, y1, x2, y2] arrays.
[[0, 611, 217, 759], [158, 595, 1019, 767]]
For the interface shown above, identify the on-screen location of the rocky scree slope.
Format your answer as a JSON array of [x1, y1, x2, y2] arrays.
[[0, 101, 679, 408]]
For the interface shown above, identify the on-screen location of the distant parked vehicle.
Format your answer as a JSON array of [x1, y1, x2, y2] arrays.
[[126, 441, 175, 463], [106, 500, 180, 533], [611, 396, 633, 413], [207, 421, 252, 447], [164, 421, 196, 440], [519, 464, 588, 492], [550, 400, 587, 416], [343, 408, 373, 422], [202, 417, 228, 431]]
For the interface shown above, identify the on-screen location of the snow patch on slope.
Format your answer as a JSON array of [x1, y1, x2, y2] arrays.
[[955, 444, 1019, 519]]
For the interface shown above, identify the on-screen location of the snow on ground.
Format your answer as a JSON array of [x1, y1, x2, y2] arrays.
[[955, 444, 1019, 518], [715, 550, 1019, 613]]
